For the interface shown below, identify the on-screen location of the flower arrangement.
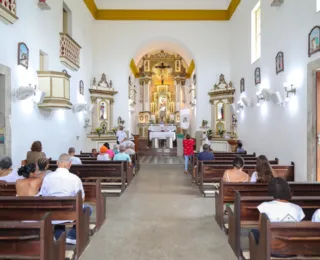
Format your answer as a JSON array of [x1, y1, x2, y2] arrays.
[[96, 127, 102, 137], [202, 120, 208, 127], [112, 127, 118, 134], [169, 119, 175, 124], [206, 129, 213, 139], [218, 129, 225, 137], [149, 120, 155, 124]]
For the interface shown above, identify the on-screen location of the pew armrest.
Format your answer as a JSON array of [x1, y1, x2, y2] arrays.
[[227, 205, 238, 256], [77, 206, 91, 258], [53, 231, 66, 260], [249, 231, 259, 260]]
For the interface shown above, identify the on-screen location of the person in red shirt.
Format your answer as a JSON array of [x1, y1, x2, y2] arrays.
[[183, 134, 195, 174]]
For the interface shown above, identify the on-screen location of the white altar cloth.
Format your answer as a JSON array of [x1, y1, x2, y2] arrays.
[[149, 132, 176, 141], [148, 125, 176, 132]]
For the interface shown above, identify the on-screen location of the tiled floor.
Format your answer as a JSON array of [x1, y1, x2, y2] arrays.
[[139, 156, 185, 165], [80, 157, 236, 260]]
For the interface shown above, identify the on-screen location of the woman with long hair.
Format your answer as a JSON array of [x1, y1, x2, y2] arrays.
[[251, 155, 276, 183]]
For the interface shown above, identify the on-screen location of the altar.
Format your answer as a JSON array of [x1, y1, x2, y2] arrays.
[[149, 131, 176, 141]]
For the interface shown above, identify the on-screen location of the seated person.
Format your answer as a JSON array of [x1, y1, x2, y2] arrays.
[[39, 154, 92, 245], [125, 141, 135, 155], [16, 163, 44, 196], [198, 144, 214, 161], [114, 144, 132, 165], [222, 156, 249, 182], [113, 144, 119, 155], [68, 147, 82, 165], [251, 178, 305, 250], [0, 157, 24, 182], [104, 142, 114, 159], [236, 142, 246, 153], [251, 155, 276, 183], [91, 148, 98, 158], [312, 209, 320, 222], [37, 158, 52, 176], [26, 141, 46, 164], [97, 146, 110, 161]]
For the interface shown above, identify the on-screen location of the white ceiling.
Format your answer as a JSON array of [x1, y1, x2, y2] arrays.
[[94, 0, 232, 10]]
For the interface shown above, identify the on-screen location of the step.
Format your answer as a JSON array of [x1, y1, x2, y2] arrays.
[[101, 189, 122, 194], [101, 182, 127, 186]]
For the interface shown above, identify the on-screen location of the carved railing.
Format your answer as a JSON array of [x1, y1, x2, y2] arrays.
[[60, 33, 81, 71], [0, 0, 18, 24]]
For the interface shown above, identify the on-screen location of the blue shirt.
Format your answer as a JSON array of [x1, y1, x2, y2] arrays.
[[198, 151, 215, 161], [114, 152, 131, 162]]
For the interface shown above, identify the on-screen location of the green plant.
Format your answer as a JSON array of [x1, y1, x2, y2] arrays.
[[149, 120, 155, 124], [206, 129, 213, 138], [169, 119, 175, 124], [96, 127, 102, 137], [218, 129, 225, 137], [112, 127, 118, 134], [202, 120, 208, 126]]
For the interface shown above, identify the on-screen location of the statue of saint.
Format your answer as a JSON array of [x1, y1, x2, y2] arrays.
[[100, 103, 105, 120]]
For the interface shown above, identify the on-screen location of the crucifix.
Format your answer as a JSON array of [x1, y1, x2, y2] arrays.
[[155, 62, 170, 84]]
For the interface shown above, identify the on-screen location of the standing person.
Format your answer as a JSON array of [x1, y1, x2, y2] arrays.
[[200, 131, 210, 152], [26, 141, 46, 164], [39, 154, 92, 245], [97, 146, 110, 161], [116, 126, 127, 144], [68, 147, 82, 165], [198, 144, 215, 161], [183, 134, 195, 174]]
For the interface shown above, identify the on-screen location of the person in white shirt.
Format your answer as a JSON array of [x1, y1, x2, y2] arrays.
[[40, 154, 92, 245], [68, 147, 82, 165], [251, 177, 305, 247], [200, 131, 210, 152], [116, 126, 127, 144], [250, 155, 276, 183], [0, 157, 24, 183], [97, 146, 110, 161]]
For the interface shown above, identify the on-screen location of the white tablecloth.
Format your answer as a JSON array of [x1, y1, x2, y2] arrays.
[[148, 125, 177, 132], [149, 132, 176, 141]]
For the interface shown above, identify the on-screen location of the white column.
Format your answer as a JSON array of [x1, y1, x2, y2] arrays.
[[144, 81, 150, 111], [175, 81, 181, 111], [139, 80, 144, 111], [109, 99, 113, 130]]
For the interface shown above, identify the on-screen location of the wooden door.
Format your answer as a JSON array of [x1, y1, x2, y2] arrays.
[[317, 72, 320, 180]]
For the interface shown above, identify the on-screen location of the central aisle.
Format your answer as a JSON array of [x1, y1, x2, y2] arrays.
[[81, 156, 236, 260]]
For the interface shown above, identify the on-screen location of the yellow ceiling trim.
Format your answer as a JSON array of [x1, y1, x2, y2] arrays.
[[84, 0, 98, 19], [130, 59, 140, 78], [228, 0, 241, 19], [86, 0, 241, 21], [186, 60, 195, 78], [96, 10, 229, 21]]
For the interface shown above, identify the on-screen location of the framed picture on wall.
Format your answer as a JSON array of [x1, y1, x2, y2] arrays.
[[17, 42, 29, 69], [309, 26, 320, 57], [276, 51, 284, 74], [79, 80, 84, 95], [240, 78, 245, 93], [254, 67, 261, 85]]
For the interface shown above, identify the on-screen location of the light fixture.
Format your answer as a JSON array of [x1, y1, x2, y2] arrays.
[[241, 96, 254, 108], [284, 83, 296, 101], [33, 89, 45, 104], [84, 118, 91, 129], [73, 102, 87, 113], [256, 92, 265, 106], [270, 91, 285, 107], [235, 101, 244, 113], [15, 85, 35, 100]]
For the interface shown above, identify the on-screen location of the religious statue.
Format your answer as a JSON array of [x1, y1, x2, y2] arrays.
[[159, 105, 166, 122], [101, 123, 107, 134], [221, 106, 224, 120], [100, 102, 105, 120]]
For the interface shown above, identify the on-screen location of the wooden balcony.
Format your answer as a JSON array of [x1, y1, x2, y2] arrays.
[[60, 33, 81, 71], [0, 0, 18, 24]]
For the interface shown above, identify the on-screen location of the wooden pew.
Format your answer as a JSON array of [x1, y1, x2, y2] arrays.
[[198, 162, 294, 196], [49, 162, 129, 196], [249, 213, 320, 260], [215, 181, 320, 229], [228, 193, 320, 259], [0, 191, 90, 259], [0, 213, 65, 260], [0, 180, 106, 231]]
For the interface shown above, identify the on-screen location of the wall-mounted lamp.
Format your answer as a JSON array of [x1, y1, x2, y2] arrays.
[[73, 102, 87, 113], [284, 83, 296, 101], [256, 92, 265, 107], [236, 101, 244, 114], [15, 84, 45, 104]]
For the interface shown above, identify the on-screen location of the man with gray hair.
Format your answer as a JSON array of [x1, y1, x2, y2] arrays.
[[114, 144, 132, 165], [68, 147, 82, 165], [40, 153, 91, 245], [125, 141, 135, 155], [198, 144, 215, 161]]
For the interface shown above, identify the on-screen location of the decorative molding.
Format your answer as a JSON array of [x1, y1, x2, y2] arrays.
[[130, 59, 139, 78], [60, 33, 81, 71], [0, 0, 18, 24], [89, 89, 118, 96], [186, 60, 195, 78], [85, 0, 241, 21]]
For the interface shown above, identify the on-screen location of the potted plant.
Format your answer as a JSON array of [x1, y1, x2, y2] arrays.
[[96, 127, 102, 137], [218, 129, 225, 138], [112, 127, 118, 134], [206, 129, 213, 140], [202, 120, 208, 128]]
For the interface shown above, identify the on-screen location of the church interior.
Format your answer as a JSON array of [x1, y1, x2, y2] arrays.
[[1, 0, 320, 259]]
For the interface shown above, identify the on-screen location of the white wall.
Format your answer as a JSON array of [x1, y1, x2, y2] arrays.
[[92, 21, 231, 132], [0, 0, 94, 164], [231, 0, 320, 181]]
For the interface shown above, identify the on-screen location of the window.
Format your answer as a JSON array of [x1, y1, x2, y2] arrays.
[[317, 0, 320, 12], [62, 3, 72, 35], [251, 1, 261, 63], [39, 51, 48, 71]]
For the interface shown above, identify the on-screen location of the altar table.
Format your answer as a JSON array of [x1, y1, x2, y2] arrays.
[[149, 132, 176, 141], [148, 125, 177, 132]]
